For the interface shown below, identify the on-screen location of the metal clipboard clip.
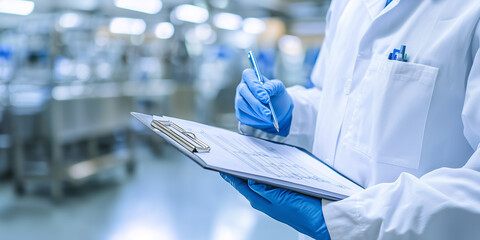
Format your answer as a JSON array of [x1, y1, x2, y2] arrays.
[[151, 119, 211, 153]]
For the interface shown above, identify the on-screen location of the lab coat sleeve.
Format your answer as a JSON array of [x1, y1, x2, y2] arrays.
[[321, 27, 480, 240], [238, 86, 322, 150], [321, 165, 480, 240], [286, 86, 322, 148]]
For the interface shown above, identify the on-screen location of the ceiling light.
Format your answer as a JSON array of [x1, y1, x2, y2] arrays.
[[242, 18, 265, 35], [195, 24, 214, 42], [154, 22, 175, 39], [59, 13, 82, 29], [173, 4, 209, 23], [109, 18, 146, 35], [0, 0, 34, 16], [114, 0, 162, 14], [279, 35, 303, 55], [213, 12, 242, 30]]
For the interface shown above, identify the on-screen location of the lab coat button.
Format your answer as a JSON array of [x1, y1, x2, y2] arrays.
[[344, 80, 352, 95]]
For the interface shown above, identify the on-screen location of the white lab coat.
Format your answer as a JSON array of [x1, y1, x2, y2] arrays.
[[240, 0, 480, 239]]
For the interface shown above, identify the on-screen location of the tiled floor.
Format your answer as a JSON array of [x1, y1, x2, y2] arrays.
[[0, 143, 298, 240]]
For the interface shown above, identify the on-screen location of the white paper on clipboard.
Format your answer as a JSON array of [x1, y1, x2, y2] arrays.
[[132, 112, 363, 200]]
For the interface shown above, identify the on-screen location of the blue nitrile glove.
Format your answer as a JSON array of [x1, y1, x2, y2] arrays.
[[235, 69, 293, 137], [221, 173, 331, 240]]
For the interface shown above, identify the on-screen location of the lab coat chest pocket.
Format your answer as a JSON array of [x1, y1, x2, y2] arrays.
[[346, 56, 439, 169]]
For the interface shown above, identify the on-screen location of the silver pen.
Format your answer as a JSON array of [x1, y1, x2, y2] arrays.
[[247, 51, 280, 132]]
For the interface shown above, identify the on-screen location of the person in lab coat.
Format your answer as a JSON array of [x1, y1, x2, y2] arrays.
[[221, 0, 480, 239]]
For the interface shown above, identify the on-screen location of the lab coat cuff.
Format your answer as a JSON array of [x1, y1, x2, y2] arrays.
[[238, 123, 287, 143], [286, 86, 314, 137], [322, 197, 367, 240]]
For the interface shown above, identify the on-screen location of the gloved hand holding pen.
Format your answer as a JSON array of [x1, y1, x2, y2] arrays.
[[235, 69, 294, 137]]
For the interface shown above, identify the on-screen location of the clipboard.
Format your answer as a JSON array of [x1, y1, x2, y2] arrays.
[[150, 119, 210, 153], [132, 112, 364, 201]]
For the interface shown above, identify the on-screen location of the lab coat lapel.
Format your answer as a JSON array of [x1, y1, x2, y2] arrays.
[[351, 0, 405, 92], [358, 0, 403, 46], [361, 0, 400, 20], [358, 0, 424, 56]]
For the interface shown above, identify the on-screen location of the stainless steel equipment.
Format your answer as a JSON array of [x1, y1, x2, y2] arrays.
[[11, 83, 137, 201]]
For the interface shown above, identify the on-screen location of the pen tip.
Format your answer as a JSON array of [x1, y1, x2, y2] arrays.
[[274, 122, 280, 132]]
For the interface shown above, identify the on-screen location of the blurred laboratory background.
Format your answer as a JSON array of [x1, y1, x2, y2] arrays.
[[0, 0, 329, 239]]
